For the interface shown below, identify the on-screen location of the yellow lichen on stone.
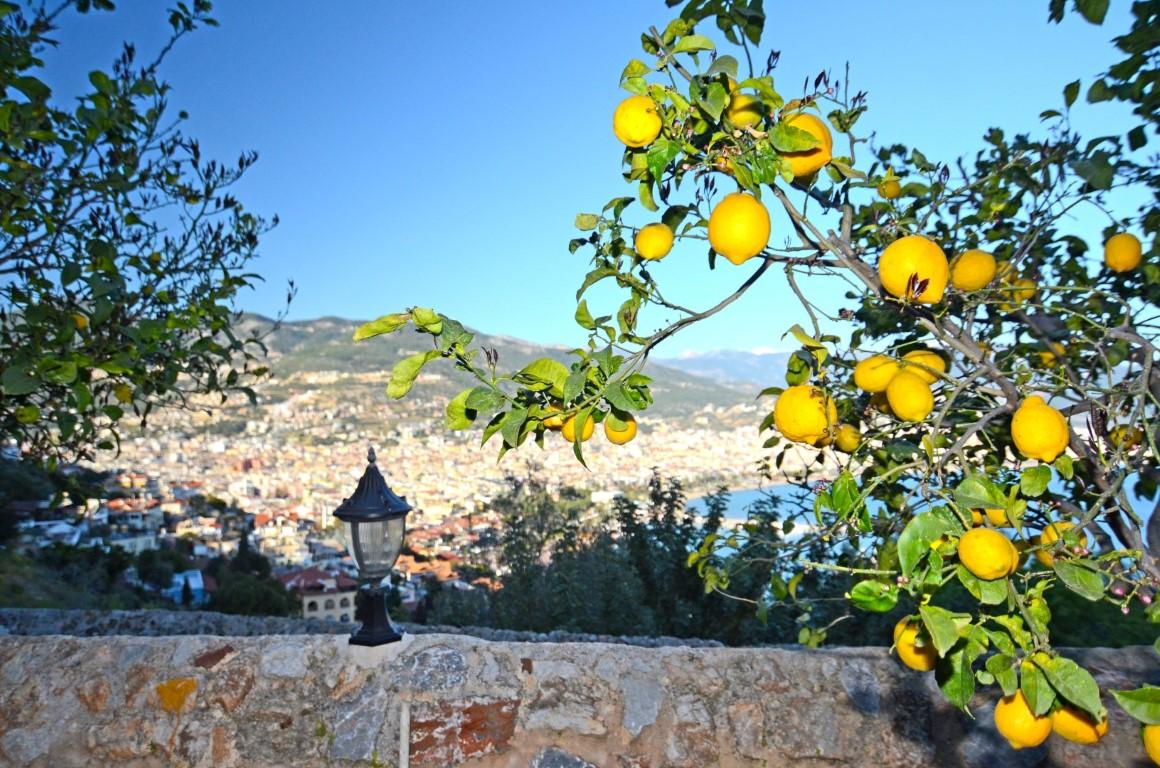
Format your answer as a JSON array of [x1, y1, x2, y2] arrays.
[[155, 677, 197, 714]]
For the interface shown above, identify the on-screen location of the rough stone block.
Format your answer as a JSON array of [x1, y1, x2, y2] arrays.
[[329, 683, 389, 761], [621, 675, 663, 738], [260, 641, 307, 678], [410, 697, 518, 767], [394, 644, 468, 692], [530, 746, 598, 767]]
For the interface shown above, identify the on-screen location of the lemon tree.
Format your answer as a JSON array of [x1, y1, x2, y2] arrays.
[[358, 0, 1160, 756]]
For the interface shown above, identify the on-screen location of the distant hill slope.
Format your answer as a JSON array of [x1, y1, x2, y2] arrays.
[[656, 349, 790, 392], [239, 315, 749, 418]]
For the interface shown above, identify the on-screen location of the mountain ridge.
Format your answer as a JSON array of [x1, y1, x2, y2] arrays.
[[238, 314, 752, 418]]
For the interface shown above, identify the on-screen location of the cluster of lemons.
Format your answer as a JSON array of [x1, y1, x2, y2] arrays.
[[545, 405, 638, 446], [613, 88, 834, 266], [895, 513, 1108, 751]]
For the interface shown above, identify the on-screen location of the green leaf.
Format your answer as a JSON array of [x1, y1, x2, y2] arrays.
[[1054, 454, 1074, 480], [576, 267, 617, 300], [411, 307, 443, 334], [956, 565, 1008, 605], [1063, 79, 1080, 108], [514, 358, 569, 396], [351, 313, 409, 341], [697, 81, 728, 122], [1021, 660, 1056, 716], [769, 121, 821, 152], [706, 54, 738, 79], [898, 509, 962, 577], [464, 386, 505, 414], [1128, 126, 1148, 151], [42, 360, 78, 385], [1040, 655, 1103, 720], [646, 137, 681, 182], [563, 370, 586, 404], [445, 389, 474, 430], [986, 654, 1019, 696], [1071, 152, 1115, 190], [1111, 686, 1160, 724], [575, 213, 600, 231], [1020, 465, 1052, 497], [848, 580, 898, 613], [672, 34, 714, 54], [829, 471, 862, 518], [954, 473, 1007, 512], [1086, 78, 1114, 102], [499, 406, 528, 447], [574, 300, 596, 330], [620, 58, 652, 82], [919, 605, 961, 657], [638, 180, 658, 212], [1074, 0, 1108, 24], [602, 196, 635, 219], [936, 644, 978, 712], [661, 205, 691, 231], [1053, 560, 1106, 601], [2, 365, 39, 395], [14, 405, 40, 424], [386, 350, 438, 399]]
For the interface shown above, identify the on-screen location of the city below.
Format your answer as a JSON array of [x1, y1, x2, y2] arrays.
[[7, 317, 812, 622]]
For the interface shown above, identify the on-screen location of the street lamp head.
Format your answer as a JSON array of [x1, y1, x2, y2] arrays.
[[334, 446, 411, 582]]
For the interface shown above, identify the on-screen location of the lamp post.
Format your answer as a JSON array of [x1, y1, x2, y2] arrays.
[[335, 447, 411, 646]]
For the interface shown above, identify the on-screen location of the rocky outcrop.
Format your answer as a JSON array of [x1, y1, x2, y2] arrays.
[[0, 619, 1155, 766]]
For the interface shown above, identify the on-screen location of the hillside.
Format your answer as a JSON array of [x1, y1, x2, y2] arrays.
[[241, 314, 750, 419]]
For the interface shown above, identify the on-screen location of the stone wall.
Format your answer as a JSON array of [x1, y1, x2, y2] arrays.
[[0, 626, 1156, 767]]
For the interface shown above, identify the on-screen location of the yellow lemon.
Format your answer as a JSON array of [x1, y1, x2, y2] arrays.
[[878, 179, 902, 199], [773, 385, 837, 445], [113, 383, 133, 404], [72, 313, 89, 330], [1011, 395, 1070, 462], [869, 391, 894, 416], [1109, 424, 1145, 450], [878, 235, 949, 303], [901, 350, 947, 384], [886, 372, 934, 422], [635, 223, 674, 261], [604, 413, 637, 445], [998, 276, 1037, 311], [950, 249, 997, 291], [893, 618, 937, 671], [780, 112, 833, 179], [995, 690, 1053, 750], [971, 508, 1012, 527], [708, 192, 771, 265], [613, 95, 662, 148], [1051, 705, 1108, 745], [833, 424, 861, 453], [1105, 232, 1142, 273], [1143, 724, 1160, 765], [1035, 521, 1088, 568], [853, 355, 902, 393], [561, 412, 595, 443], [543, 404, 565, 431], [726, 92, 764, 128], [1036, 341, 1066, 368], [959, 527, 1019, 580]]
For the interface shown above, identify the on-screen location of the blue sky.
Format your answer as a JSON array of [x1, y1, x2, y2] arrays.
[[43, 1, 1138, 355]]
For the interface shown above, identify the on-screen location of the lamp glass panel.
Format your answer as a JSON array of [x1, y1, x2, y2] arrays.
[[343, 516, 405, 580]]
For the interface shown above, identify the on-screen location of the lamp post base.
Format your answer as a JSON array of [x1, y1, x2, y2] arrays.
[[349, 585, 402, 646]]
